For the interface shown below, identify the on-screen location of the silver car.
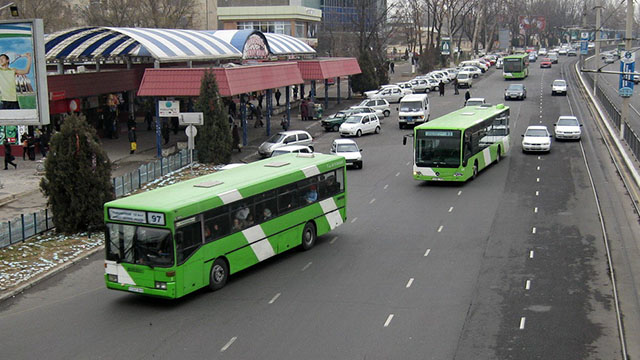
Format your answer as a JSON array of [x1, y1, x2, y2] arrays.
[[258, 130, 313, 158]]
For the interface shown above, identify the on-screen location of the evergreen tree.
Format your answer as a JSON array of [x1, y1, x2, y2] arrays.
[[40, 114, 113, 233], [351, 50, 379, 95], [195, 69, 232, 164]]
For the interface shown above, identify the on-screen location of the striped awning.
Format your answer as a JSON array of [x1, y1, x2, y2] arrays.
[[207, 30, 316, 56], [45, 27, 243, 63]]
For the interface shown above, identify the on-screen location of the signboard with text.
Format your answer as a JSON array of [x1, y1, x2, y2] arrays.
[[440, 38, 451, 56], [619, 51, 635, 98], [158, 100, 180, 117]]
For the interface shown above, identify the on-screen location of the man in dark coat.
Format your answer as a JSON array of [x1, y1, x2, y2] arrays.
[[438, 81, 445, 96], [275, 89, 282, 106]]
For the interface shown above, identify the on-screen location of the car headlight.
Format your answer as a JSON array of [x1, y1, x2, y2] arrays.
[[108, 274, 118, 282], [155, 281, 167, 290]]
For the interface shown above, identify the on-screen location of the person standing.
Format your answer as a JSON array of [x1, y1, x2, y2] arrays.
[[145, 110, 153, 130], [453, 78, 459, 95], [254, 106, 264, 128], [4, 139, 17, 169], [257, 91, 264, 108], [21, 132, 28, 160], [464, 90, 471, 105], [280, 115, 289, 130], [438, 81, 445, 96], [293, 85, 298, 101], [307, 97, 315, 120], [127, 116, 137, 154], [300, 98, 308, 121], [232, 123, 241, 152], [275, 89, 282, 107]]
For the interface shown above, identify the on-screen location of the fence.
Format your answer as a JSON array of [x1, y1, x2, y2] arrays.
[[0, 149, 192, 249]]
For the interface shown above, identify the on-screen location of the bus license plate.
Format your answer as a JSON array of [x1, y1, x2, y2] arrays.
[[128, 287, 144, 293]]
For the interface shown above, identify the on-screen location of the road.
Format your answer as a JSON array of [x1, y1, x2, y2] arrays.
[[1, 56, 639, 359]]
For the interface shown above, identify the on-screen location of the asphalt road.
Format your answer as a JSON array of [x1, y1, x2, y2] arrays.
[[1, 57, 639, 360]]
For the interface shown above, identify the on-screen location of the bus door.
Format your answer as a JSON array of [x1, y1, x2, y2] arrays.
[[175, 217, 205, 294]]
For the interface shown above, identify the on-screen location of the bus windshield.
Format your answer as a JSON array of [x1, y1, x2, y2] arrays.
[[415, 130, 461, 168], [106, 223, 173, 267], [503, 59, 523, 72]]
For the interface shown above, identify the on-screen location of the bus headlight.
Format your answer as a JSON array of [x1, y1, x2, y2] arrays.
[[414, 171, 422, 176], [108, 274, 118, 282], [155, 281, 167, 290]]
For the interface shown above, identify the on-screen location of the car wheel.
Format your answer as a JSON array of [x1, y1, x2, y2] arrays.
[[374, 126, 381, 134], [332, 124, 339, 132], [383, 110, 390, 117], [300, 222, 317, 251], [208, 258, 229, 291], [356, 130, 362, 137], [357, 161, 363, 169], [472, 162, 479, 180], [309, 145, 314, 152]]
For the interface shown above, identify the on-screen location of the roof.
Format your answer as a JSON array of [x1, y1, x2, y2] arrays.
[[401, 93, 429, 101], [417, 104, 509, 130], [137, 62, 304, 97], [207, 30, 315, 55], [105, 153, 344, 213], [297, 58, 361, 80]]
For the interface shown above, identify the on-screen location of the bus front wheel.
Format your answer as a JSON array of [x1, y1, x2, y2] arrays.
[[301, 222, 317, 251], [209, 258, 229, 291], [496, 147, 501, 163], [472, 162, 479, 180]]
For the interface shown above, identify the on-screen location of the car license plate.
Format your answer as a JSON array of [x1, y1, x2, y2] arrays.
[[511, 95, 517, 98], [128, 287, 144, 293]]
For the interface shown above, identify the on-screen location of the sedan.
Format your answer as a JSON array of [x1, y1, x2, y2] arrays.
[[522, 125, 552, 153], [554, 116, 582, 140], [349, 106, 385, 119], [504, 84, 526, 100], [540, 58, 552, 68], [551, 79, 567, 96]]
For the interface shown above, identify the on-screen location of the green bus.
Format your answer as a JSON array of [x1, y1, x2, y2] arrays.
[[403, 104, 510, 182], [104, 153, 347, 299], [503, 54, 529, 79]]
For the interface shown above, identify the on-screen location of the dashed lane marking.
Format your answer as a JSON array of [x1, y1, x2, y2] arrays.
[[221, 337, 237, 352], [269, 293, 281, 304], [519, 317, 526, 330], [384, 184, 389, 190], [530, 250, 534, 258], [369, 198, 376, 204], [525, 280, 531, 290], [330, 236, 338, 244], [437, 225, 444, 232], [351, 217, 358, 223], [301, 262, 312, 271], [384, 314, 394, 327], [532, 227, 537, 234], [424, 249, 431, 257], [448, 207, 454, 213], [406, 278, 414, 288]]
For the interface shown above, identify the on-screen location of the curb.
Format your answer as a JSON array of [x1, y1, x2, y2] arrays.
[[0, 188, 41, 207], [0, 245, 104, 303]]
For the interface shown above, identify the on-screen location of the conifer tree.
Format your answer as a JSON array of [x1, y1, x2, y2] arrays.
[[351, 50, 379, 95], [195, 69, 232, 164], [40, 114, 113, 233]]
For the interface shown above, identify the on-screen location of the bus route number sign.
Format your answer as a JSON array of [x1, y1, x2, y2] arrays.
[[420, 130, 455, 137]]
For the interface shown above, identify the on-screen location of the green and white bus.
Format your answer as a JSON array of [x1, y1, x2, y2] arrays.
[[503, 54, 529, 79], [104, 153, 346, 299], [404, 104, 510, 182]]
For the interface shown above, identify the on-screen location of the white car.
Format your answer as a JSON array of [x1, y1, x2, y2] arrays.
[[367, 85, 404, 103], [355, 98, 391, 117], [410, 78, 431, 93], [258, 130, 313, 158], [539, 48, 548, 56], [461, 66, 482, 78], [396, 82, 414, 95], [330, 138, 363, 169], [554, 116, 582, 140], [465, 97, 486, 107], [551, 79, 567, 96], [270, 145, 313, 157], [428, 71, 449, 83], [349, 106, 384, 119], [339, 113, 381, 137], [558, 48, 568, 55], [425, 78, 440, 91], [522, 125, 552, 153], [456, 72, 473, 88]]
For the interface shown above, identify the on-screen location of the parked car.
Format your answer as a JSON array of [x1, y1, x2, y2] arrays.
[[364, 84, 397, 98], [461, 66, 482, 78], [339, 113, 381, 137], [410, 78, 431, 93], [355, 98, 391, 117], [551, 79, 567, 96], [522, 125, 552, 153], [540, 58, 552, 68], [504, 84, 527, 100], [456, 71, 473, 88], [258, 130, 313, 157], [321, 108, 362, 131], [367, 85, 404, 103], [270, 145, 313, 157], [330, 138, 363, 169], [396, 82, 414, 95], [554, 116, 582, 140], [465, 97, 486, 107]]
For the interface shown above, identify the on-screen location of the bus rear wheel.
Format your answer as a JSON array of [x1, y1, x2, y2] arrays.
[[209, 258, 228, 291], [301, 222, 317, 251]]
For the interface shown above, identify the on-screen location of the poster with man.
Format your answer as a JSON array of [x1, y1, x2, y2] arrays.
[[0, 19, 49, 126]]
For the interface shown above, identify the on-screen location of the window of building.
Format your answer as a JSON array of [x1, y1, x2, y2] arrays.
[[295, 22, 305, 38]]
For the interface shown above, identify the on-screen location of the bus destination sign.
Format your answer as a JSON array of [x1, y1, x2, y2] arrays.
[[419, 130, 456, 137], [108, 208, 165, 226]]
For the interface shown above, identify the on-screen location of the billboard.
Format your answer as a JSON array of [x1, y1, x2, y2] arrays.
[[0, 19, 49, 125], [518, 16, 546, 31]]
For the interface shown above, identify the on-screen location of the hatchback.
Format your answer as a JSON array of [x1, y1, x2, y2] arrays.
[[330, 139, 363, 169], [339, 113, 381, 137], [551, 79, 567, 96], [270, 145, 313, 157], [258, 130, 313, 158]]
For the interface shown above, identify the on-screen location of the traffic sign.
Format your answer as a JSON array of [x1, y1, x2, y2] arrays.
[[580, 32, 589, 55], [441, 38, 451, 56], [158, 100, 180, 117], [178, 112, 204, 125], [619, 51, 635, 98]]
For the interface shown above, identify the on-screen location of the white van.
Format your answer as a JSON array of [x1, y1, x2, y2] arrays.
[[397, 93, 430, 129]]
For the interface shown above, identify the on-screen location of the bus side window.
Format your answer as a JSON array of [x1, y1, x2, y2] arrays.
[[256, 196, 277, 222], [176, 221, 203, 264], [278, 183, 298, 213], [204, 215, 229, 242]]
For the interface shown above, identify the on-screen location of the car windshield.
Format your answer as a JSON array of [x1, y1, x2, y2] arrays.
[[458, 73, 468, 79], [337, 144, 359, 152], [106, 224, 173, 267], [400, 101, 423, 112], [334, 112, 349, 118], [266, 133, 286, 143], [345, 115, 364, 124], [557, 118, 579, 126], [525, 128, 548, 137], [553, 80, 566, 86], [415, 130, 461, 168], [352, 107, 370, 113], [508, 85, 524, 91]]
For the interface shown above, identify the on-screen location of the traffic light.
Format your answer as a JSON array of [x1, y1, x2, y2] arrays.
[[9, 5, 18, 17]]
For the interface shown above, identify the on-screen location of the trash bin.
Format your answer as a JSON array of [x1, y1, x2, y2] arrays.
[[313, 104, 323, 120]]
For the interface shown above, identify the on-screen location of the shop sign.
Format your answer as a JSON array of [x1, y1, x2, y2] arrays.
[[243, 34, 269, 60]]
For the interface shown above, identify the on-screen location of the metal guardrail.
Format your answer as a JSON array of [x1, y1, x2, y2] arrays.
[[0, 149, 192, 249]]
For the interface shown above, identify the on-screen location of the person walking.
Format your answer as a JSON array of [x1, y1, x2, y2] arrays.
[[438, 80, 445, 96], [21, 132, 28, 160], [127, 117, 137, 154], [275, 89, 282, 107], [453, 78, 459, 95], [257, 91, 264, 108], [390, 61, 395, 74], [300, 98, 308, 121], [232, 123, 241, 152], [4, 139, 17, 169], [254, 106, 264, 128], [145, 110, 153, 130], [280, 115, 289, 131], [293, 85, 298, 101], [464, 90, 471, 105]]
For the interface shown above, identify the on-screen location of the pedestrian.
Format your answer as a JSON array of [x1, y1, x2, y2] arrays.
[[39, 131, 49, 158], [453, 78, 459, 95], [3, 139, 17, 170], [438, 81, 445, 96], [21, 132, 28, 160], [257, 91, 264, 108], [228, 99, 237, 119], [307, 98, 315, 120], [232, 123, 241, 152], [464, 90, 471, 105], [162, 119, 170, 145], [254, 106, 264, 128], [390, 61, 395, 74], [275, 89, 282, 107], [280, 115, 289, 131], [145, 110, 153, 130], [128, 124, 137, 154], [300, 98, 308, 121], [293, 85, 298, 101], [171, 117, 179, 135]]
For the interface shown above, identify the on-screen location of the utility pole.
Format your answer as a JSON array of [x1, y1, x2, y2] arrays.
[[579, 3, 588, 70], [621, 0, 634, 139], [593, 0, 602, 94]]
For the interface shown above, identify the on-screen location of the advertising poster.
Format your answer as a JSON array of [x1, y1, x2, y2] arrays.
[[0, 19, 49, 125]]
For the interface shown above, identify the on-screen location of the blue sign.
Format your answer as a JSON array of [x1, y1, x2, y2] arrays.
[[580, 32, 589, 55], [619, 51, 635, 98]]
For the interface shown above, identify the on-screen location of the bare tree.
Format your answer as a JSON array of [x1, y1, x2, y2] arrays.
[[78, 0, 198, 28], [3, 0, 76, 32]]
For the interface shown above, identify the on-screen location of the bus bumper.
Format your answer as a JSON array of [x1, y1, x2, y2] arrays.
[[105, 278, 177, 299]]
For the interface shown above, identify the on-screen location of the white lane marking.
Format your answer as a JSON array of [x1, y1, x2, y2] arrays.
[[406, 161, 411, 166], [538, 156, 541, 160], [301, 262, 312, 271], [269, 293, 281, 304], [537, 166, 540, 171], [519, 317, 526, 330], [539, 120, 542, 123], [424, 249, 431, 257], [536, 191, 539, 196], [457, 190, 462, 196], [448, 206, 454, 213], [534, 207, 538, 213], [395, 172, 400, 177], [530, 250, 535, 258], [525, 280, 531, 290], [536, 178, 540, 182], [437, 225, 444, 233], [330, 236, 338, 244], [221, 337, 237, 352], [305, 123, 315, 130], [384, 314, 394, 327], [406, 278, 414, 288], [351, 217, 358, 223], [384, 184, 389, 190], [532, 227, 537, 234], [369, 198, 376, 204]]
